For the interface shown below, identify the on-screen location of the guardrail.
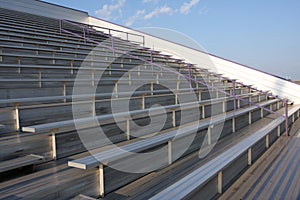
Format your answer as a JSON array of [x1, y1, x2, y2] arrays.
[[58, 19, 291, 136], [59, 19, 145, 46]]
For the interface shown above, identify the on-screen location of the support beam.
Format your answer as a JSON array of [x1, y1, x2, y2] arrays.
[[249, 112, 252, 125], [70, 60, 74, 75], [168, 140, 172, 165], [248, 148, 252, 165], [62, 82, 67, 103], [126, 119, 130, 140], [172, 110, 176, 128], [218, 171, 223, 194], [91, 97, 96, 117], [150, 82, 154, 95], [128, 72, 132, 85], [232, 117, 236, 133], [50, 130, 57, 160], [202, 105, 205, 119], [285, 100, 289, 136], [198, 91, 202, 101], [266, 134, 270, 148], [232, 80, 237, 112], [38, 69, 42, 88], [14, 103, 20, 131], [99, 164, 105, 198], [114, 82, 118, 98], [277, 126, 281, 137], [222, 101, 226, 113], [207, 126, 212, 145], [141, 95, 145, 109]]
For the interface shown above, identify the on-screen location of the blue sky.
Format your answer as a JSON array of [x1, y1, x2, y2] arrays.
[[43, 0, 300, 80]]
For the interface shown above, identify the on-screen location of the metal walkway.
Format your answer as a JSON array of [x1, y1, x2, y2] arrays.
[[219, 119, 300, 200]]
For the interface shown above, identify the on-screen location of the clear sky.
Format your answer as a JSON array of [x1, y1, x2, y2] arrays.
[[43, 0, 300, 80]]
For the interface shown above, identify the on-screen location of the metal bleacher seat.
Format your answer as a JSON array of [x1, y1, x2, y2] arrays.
[[0, 6, 298, 200]]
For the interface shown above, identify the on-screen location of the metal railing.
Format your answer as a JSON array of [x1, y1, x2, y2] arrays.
[[59, 19, 145, 46], [59, 19, 290, 136]]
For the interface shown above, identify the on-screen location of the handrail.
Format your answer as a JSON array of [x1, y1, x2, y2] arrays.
[[58, 19, 290, 136], [60, 19, 145, 46]]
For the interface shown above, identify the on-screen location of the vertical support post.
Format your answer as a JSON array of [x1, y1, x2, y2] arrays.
[[52, 52, 55, 64], [198, 91, 202, 101], [202, 105, 205, 119], [208, 126, 212, 145], [266, 134, 270, 148], [218, 171, 223, 194], [176, 80, 180, 90], [83, 28, 86, 43], [168, 140, 172, 164], [70, 60, 74, 75], [108, 64, 112, 75], [99, 164, 105, 198], [232, 117, 236, 133], [142, 36, 145, 47], [114, 81, 118, 98], [188, 64, 192, 91], [175, 93, 178, 105], [92, 97, 96, 117], [38, 69, 42, 88], [111, 37, 115, 56], [50, 129, 57, 160], [232, 80, 237, 112], [14, 103, 20, 131], [277, 126, 281, 137], [248, 148, 252, 165], [62, 81, 66, 103], [150, 82, 154, 95], [285, 99, 289, 136], [128, 72, 132, 85], [138, 65, 141, 76], [59, 19, 62, 34], [141, 95, 145, 109], [222, 101, 226, 113], [172, 110, 176, 127], [150, 50, 153, 63], [292, 113, 295, 123], [126, 119, 130, 140], [249, 112, 252, 124]]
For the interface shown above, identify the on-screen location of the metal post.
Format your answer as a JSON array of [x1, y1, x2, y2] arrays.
[[188, 64, 192, 91], [168, 140, 173, 164], [111, 37, 115, 56], [232, 80, 237, 112], [50, 129, 58, 160], [285, 99, 289, 136], [99, 164, 105, 197], [59, 19, 62, 34], [126, 119, 130, 140], [83, 28, 86, 43], [14, 103, 20, 131]]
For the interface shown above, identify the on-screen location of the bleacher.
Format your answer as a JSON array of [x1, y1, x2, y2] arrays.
[[0, 5, 299, 200]]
